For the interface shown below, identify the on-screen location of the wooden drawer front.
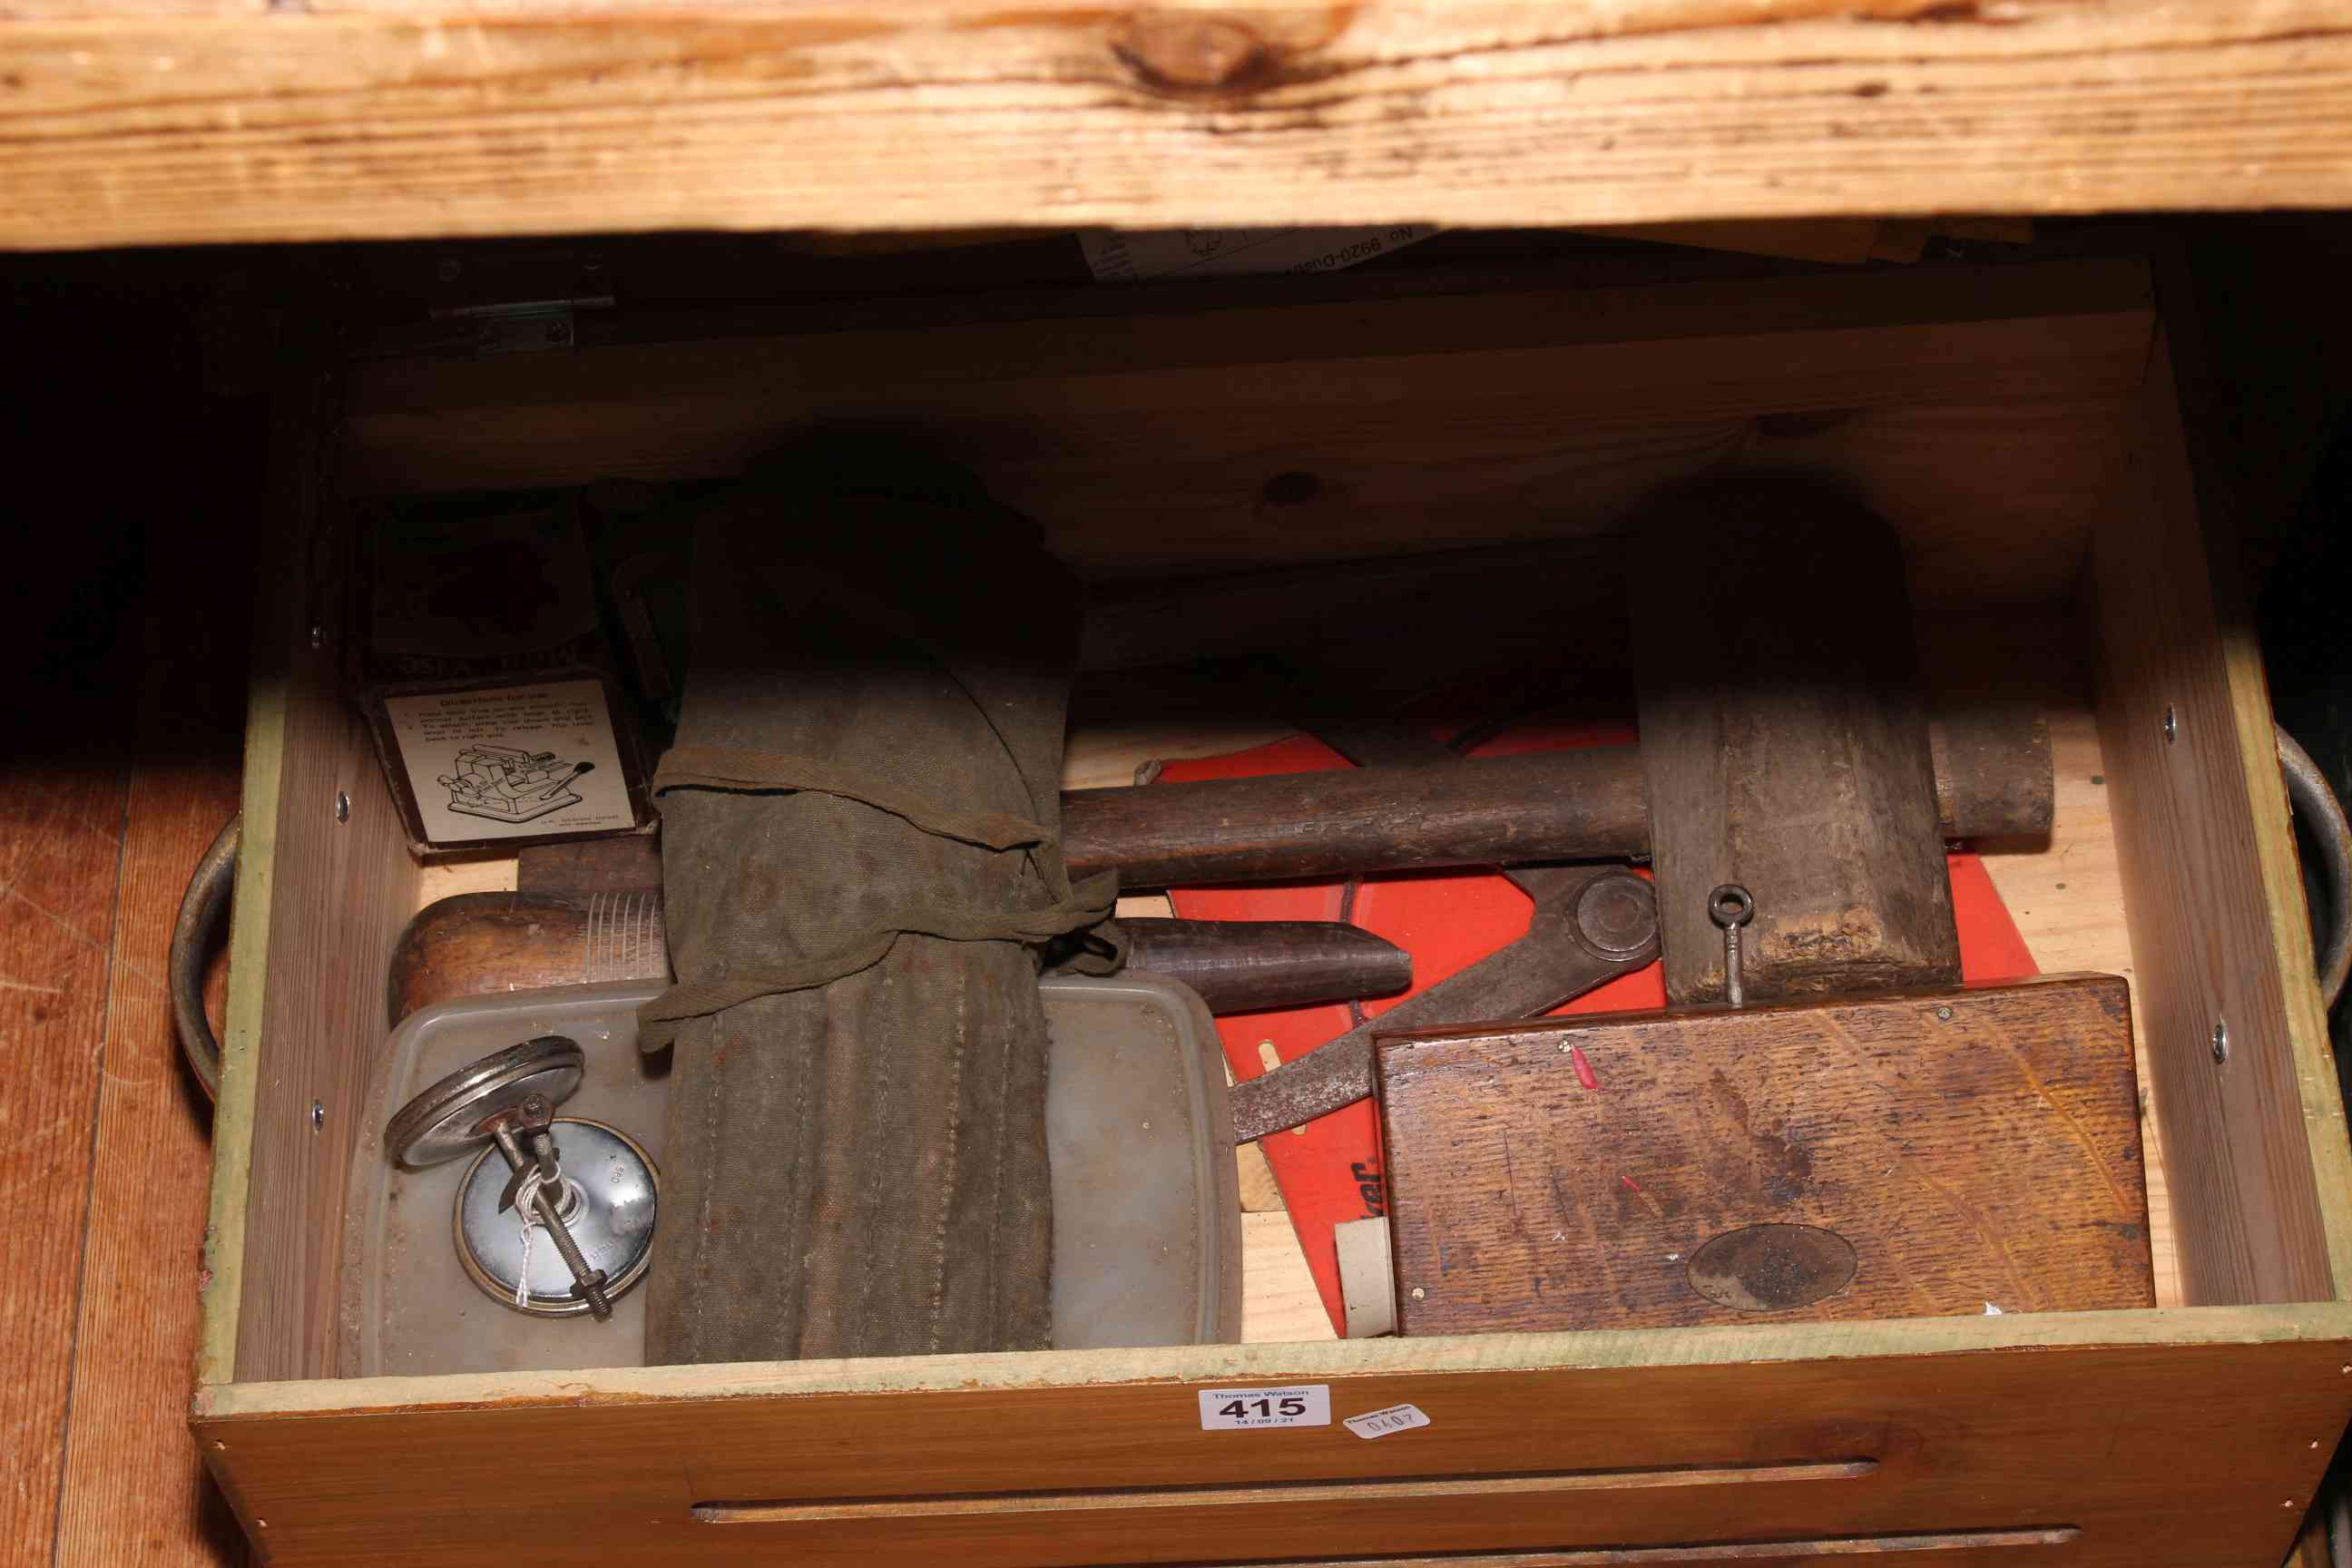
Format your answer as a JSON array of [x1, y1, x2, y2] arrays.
[[198, 1334, 2352, 1566]]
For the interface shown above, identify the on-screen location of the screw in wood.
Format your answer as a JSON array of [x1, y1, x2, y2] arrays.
[[2211, 1019, 2230, 1064], [1709, 884, 1756, 1007]]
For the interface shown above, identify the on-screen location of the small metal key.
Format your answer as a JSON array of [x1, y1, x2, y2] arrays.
[[1710, 884, 1754, 1006]]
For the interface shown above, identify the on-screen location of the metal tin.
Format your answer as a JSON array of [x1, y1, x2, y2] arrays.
[[385, 1035, 584, 1169], [454, 1117, 659, 1317]]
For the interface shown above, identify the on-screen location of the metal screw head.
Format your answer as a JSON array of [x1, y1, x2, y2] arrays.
[[1409, 1287, 1426, 1301], [1936, 1005, 1955, 1022], [308, 622, 323, 651], [2211, 1020, 2230, 1063], [545, 319, 573, 344], [333, 790, 349, 822], [436, 257, 462, 282], [310, 1100, 325, 1132], [2163, 707, 2179, 744]]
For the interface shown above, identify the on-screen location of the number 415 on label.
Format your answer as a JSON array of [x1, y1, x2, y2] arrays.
[[1197, 1385, 1332, 1430]]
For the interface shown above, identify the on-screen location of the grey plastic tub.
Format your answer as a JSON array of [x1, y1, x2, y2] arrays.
[[339, 974, 1241, 1377]]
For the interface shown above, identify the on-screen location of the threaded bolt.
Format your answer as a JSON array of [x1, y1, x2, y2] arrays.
[[532, 1189, 614, 1318]]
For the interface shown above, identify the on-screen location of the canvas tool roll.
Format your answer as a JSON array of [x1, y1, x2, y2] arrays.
[[637, 461, 1114, 1363]]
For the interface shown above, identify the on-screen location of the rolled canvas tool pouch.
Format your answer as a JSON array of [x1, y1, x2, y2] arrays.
[[638, 456, 1112, 1363]]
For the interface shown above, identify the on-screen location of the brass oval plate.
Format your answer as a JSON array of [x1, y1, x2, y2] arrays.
[[1687, 1223, 1857, 1312]]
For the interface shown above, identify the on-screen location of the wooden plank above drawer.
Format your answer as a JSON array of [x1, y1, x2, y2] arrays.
[[3, 4, 2352, 249]]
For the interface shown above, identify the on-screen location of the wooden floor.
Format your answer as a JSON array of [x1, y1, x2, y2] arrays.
[[2, 495, 252, 1566]]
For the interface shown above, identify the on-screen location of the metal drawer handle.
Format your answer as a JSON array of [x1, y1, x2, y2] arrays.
[[170, 813, 239, 1103], [2278, 725, 2352, 1014]]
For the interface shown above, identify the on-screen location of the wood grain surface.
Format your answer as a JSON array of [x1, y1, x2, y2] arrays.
[[2092, 335, 2349, 1307], [1631, 488, 1958, 1004], [1239, 1211, 1334, 1343], [0, 757, 127, 1567], [338, 260, 2151, 601], [193, 1328, 2352, 1567], [2, 373, 250, 1564], [0, 357, 139, 1563], [1116, 1534, 2082, 1568], [3, 4, 2352, 249], [1065, 733, 2045, 889], [514, 834, 662, 896], [1969, 693, 2180, 1308], [1378, 976, 2151, 1336], [54, 704, 249, 1568], [386, 888, 669, 1026], [205, 366, 429, 1387]]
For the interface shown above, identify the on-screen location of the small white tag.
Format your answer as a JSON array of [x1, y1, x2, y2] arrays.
[[1198, 1386, 1331, 1430], [1344, 1403, 1432, 1440]]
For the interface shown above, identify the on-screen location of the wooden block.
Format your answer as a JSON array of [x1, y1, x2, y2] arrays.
[[515, 833, 662, 896], [1377, 975, 2151, 1335], [1238, 1212, 1337, 1346], [1631, 482, 1960, 1004]]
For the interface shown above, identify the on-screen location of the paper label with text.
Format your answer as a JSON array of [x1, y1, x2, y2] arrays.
[[1343, 1403, 1431, 1440], [1197, 1386, 1331, 1430], [386, 679, 632, 845]]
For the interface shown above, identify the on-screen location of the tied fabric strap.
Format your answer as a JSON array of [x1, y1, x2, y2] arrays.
[[635, 743, 1119, 1053]]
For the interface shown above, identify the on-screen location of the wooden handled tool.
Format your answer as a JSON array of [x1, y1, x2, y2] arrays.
[[1631, 490, 1958, 1001], [1117, 918, 1411, 1013], [1061, 709, 2050, 889], [1367, 481, 2151, 1336], [387, 891, 1410, 1028], [500, 713, 2048, 901]]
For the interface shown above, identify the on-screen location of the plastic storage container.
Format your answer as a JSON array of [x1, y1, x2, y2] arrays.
[[340, 974, 1241, 1376]]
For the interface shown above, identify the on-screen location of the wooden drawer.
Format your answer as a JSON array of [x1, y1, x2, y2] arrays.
[[193, 250, 2352, 1567]]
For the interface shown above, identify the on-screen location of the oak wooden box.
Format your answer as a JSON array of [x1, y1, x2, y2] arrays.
[[194, 251, 2352, 1568]]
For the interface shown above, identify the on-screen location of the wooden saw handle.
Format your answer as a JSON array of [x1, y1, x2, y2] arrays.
[[388, 893, 1410, 1027]]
